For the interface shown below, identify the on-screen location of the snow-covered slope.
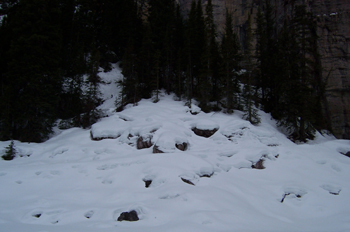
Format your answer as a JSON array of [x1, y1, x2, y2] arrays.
[[1, 66, 350, 232]]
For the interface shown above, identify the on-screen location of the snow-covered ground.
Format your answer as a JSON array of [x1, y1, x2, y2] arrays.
[[1, 65, 350, 232]]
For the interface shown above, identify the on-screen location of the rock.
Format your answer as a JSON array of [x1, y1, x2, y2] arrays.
[[192, 127, 218, 138], [181, 177, 195, 185], [153, 145, 164, 154], [252, 159, 265, 170], [117, 210, 139, 222], [143, 179, 152, 188], [175, 142, 188, 151], [137, 135, 153, 149]]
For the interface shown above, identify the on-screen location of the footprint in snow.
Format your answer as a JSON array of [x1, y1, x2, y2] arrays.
[[16, 180, 23, 184], [159, 194, 180, 199], [280, 187, 307, 203], [0, 172, 6, 176], [321, 184, 342, 195], [331, 164, 341, 172], [50, 170, 61, 175], [84, 210, 95, 219], [102, 179, 113, 184]]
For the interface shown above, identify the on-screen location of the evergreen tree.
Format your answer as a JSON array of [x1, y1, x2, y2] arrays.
[[255, 1, 279, 114], [58, 0, 86, 122], [116, 0, 144, 110], [0, 0, 62, 142], [173, 4, 186, 99], [81, 44, 103, 128], [148, 0, 177, 93], [2, 140, 16, 161], [185, 0, 207, 106], [242, 13, 260, 124], [138, 23, 153, 99], [118, 42, 140, 110], [152, 50, 161, 103], [277, 5, 322, 142], [221, 8, 241, 113], [198, 0, 221, 111]]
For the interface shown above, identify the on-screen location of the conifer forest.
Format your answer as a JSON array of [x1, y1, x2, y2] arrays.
[[0, 0, 327, 143]]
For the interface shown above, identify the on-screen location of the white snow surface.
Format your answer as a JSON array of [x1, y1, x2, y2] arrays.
[[1, 65, 350, 232]]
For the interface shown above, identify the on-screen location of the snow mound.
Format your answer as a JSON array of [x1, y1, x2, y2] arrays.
[[191, 119, 219, 131], [90, 116, 129, 140], [153, 131, 189, 153]]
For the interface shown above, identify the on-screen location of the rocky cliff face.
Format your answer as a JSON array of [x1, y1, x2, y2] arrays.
[[312, 0, 350, 139], [179, 0, 350, 139]]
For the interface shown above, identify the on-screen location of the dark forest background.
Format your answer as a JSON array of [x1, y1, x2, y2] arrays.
[[0, 0, 328, 143]]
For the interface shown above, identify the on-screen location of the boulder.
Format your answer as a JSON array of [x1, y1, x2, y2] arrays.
[[117, 210, 139, 222], [137, 135, 153, 149], [192, 127, 218, 138], [175, 142, 188, 151], [191, 119, 219, 138], [251, 159, 265, 170]]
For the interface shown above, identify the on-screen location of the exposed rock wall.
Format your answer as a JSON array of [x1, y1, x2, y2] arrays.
[[312, 0, 350, 139], [178, 0, 350, 139]]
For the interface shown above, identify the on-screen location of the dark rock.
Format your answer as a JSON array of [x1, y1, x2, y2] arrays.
[[200, 174, 212, 178], [181, 178, 195, 185], [117, 210, 139, 222], [252, 159, 265, 169], [153, 145, 164, 154], [137, 136, 153, 149], [175, 142, 188, 151], [143, 179, 152, 188], [280, 193, 291, 203], [344, 151, 350, 158], [330, 190, 341, 195], [192, 127, 218, 138], [32, 213, 42, 218], [281, 192, 305, 203]]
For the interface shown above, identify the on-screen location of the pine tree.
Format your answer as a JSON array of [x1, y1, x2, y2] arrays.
[[184, 0, 197, 106], [221, 9, 241, 113], [185, 0, 207, 107], [199, 0, 221, 111], [0, 0, 62, 142], [116, 0, 144, 110], [276, 5, 322, 142], [58, 0, 86, 122], [173, 4, 186, 99], [2, 140, 16, 161], [81, 44, 103, 128], [138, 23, 153, 99], [152, 50, 161, 103], [242, 13, 260, 124], [255, 1, 279, 114]]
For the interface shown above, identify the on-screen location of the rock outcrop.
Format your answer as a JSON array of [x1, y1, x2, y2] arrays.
[[178, 0, 350, 139]]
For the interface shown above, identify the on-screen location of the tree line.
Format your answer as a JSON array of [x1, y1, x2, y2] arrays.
[[0, 0, 327, 143]]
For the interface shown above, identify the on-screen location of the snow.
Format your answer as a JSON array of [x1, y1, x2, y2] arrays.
[[1, 65, 350, 232]]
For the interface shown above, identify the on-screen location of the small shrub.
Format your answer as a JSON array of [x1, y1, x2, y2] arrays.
[[2, 140, 16, 161]]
